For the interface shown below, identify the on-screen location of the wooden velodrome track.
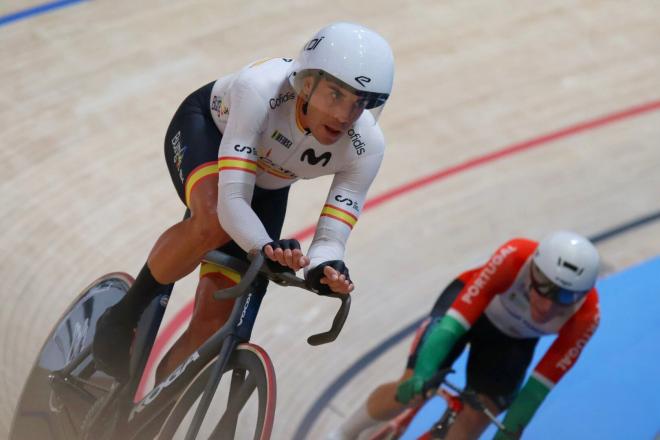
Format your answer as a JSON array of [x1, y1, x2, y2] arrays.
[[2, 0, 660, 438]]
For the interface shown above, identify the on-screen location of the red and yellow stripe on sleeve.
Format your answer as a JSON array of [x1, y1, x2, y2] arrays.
[[320, 204, 358, 229], [218, 156, 257, 174]]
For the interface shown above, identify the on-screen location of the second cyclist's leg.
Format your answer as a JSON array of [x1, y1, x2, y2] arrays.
[[443, 315, 538, 439], [330, 280, 469, 440], [442, 394, 501, 440], [326, 370, 412, 440]]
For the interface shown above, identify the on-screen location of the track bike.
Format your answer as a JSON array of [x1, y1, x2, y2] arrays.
[[11, 250, 350, 439], [368, 369, 518, 440]]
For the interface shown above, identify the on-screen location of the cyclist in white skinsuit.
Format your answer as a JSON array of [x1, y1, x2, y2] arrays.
[[92, 22, 395, 383], [210, 56, 385, 269]]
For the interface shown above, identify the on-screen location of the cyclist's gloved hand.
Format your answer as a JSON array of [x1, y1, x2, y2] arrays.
[[396, 375, 425, 404], [263, 239, 309, 273], [305, 260, 353, 295]]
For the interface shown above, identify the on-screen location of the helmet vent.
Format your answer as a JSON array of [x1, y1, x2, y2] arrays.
[[558, 258, 583, 274]]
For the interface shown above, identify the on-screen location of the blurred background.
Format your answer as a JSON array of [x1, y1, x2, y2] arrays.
[[2, 0, 659, 438]]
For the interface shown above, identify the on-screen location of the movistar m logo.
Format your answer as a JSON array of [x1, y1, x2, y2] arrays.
[[301, 148, 332, 167]]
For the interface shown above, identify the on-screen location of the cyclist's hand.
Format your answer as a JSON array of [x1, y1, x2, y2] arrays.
[[263, 239, 310, 272], [396, 375, 425, 404], [306, 260, 354, 295]]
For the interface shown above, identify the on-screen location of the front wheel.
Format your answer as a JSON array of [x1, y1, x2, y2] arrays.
[[158, 343, 276, 440]]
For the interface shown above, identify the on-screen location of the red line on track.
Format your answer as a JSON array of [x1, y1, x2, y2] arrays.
[[135, 99, 660, 400]]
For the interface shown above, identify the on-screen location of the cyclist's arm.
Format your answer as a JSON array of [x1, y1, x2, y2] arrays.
[[414, 240, 527, 379], [216, 75, 271, 253], [305, 147, 383, 271], [495, 292, 600, 439]]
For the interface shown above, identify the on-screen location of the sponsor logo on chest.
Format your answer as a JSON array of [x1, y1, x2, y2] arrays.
[[271, 130, 293, 148], [301, 148, 332, 167]]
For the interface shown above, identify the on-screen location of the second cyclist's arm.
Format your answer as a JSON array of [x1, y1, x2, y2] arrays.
[[494, 292, 600, 439], [414, 240, 527, 379]]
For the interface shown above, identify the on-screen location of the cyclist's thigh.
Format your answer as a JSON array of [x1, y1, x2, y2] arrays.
[[405, 278, 468, 370], [164, 81, 220, 209], [465, 315, 539, 410]]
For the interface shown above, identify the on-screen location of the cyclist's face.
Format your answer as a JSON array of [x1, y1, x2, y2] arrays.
[[529, 285, 570, 323], [301, 77, 367, 145]]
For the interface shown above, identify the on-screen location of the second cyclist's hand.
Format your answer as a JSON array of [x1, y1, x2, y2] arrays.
[[396, 375, 425, 404], [263, 239, 310, 272]]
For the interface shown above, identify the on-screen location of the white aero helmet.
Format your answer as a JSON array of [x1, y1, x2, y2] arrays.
[[288, 22, 394, 123], [531, 231, 600, 304]]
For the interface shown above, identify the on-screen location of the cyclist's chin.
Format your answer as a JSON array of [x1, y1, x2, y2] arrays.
[[530, 306, 554, 324], [311, 124, 344, 145]]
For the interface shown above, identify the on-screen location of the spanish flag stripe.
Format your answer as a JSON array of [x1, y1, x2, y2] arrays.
[[257, 162, 294, 179], [321, 213, 355, 229], [322, 204, 358, 222], [185, 162, 218, 207], [218, 166, 257, 174], [321, 205, 358, 228], [218, 157, 258, 173], [200, 262, 242, 284], [219, 156, 258, 164]]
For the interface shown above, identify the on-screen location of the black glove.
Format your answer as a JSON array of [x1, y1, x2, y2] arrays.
[[305, 260, 351, 295], [262, 239, 301, 273]]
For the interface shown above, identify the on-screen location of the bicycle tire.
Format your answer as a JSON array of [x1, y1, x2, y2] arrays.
[[9, 272, 133, 440], [157, 343, 276, 440]]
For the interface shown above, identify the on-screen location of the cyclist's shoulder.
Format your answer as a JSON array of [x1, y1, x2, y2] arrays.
[[574, 289, 601, 320], [336, 117, 386, 164], [500, 237, 537, 252], [232, 57, 293, 99], [489, 237, 537, 265]]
